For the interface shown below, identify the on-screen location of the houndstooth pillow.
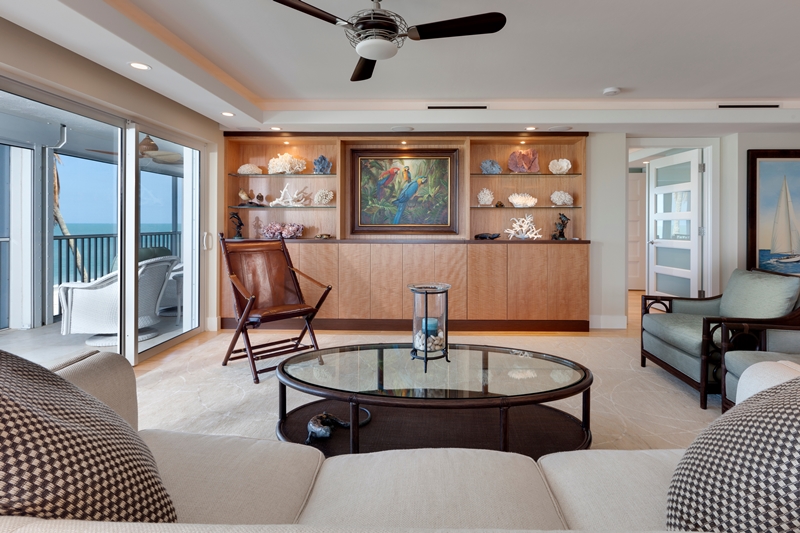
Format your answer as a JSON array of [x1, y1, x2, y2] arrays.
[[666, 377, 800, 532], [0, 350, 176, 522]]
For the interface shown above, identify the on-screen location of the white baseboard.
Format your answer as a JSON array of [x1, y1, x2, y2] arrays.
[[590, 315, 628, 329]]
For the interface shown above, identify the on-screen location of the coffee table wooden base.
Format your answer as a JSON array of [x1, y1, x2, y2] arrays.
[[277, 399, 591, 460]]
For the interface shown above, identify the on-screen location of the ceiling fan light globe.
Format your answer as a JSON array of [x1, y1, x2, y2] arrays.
[[355, 38, 398, 60]]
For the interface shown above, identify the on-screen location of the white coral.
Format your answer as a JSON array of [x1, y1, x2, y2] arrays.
[[268, 153, 307, 174], [314, 189, 334, 205], [549, 159, 572, 174], [269, 184, 308, 207], [505, 214, 542, 240], [238, 163, 262, 174], [550, 190, 574, 206], [508, 193, 538, 208], [477, 188, 494, 205]]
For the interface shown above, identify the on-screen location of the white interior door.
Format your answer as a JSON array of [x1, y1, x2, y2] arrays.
[[647, 150, 702, 297], [628, 171, 646, 290]]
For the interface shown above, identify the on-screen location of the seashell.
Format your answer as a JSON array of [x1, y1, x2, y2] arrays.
[[508, 149, 539, 173], [495, 201, 505, 208], [508, 193, 538, 208], [237, 163, 262, 174], [268, 153, 306, 174], [314, 189, 334, 205], [313, 155, 333, 174], [477, 188, 494, 205], [238, 188, 252, 202], [550, 190, 573, 206], [480, 159, 502, 174], [256, 193, 264, 202], [548, 159, 572, 174]]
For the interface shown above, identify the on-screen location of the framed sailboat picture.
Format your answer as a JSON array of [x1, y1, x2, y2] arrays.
[[747, 149, 800, 274]]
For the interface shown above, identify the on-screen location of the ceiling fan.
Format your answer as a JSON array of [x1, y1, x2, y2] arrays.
[[273, 0, 506, 81], [86, 135, 183, 165]]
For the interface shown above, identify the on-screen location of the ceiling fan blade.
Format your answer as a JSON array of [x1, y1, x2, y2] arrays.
[[351, 57, 376, 82], [407, 12, 506, 41], [86, 149, 119, 155], [272, 0, 347, 26]]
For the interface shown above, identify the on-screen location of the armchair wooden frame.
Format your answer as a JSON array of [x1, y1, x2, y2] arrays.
[[219, 234, 332, 384]]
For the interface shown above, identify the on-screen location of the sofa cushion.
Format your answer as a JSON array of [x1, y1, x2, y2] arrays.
[[642, 313, 721, 356], [0, 351, 176, 522], [140, 430, 323, 525], [667, 377, 800, 531], [725, 350, 800, 380], [539, 449, 684, 530], [298, 448, 566, 530], [736, 360, 800, 404], [719, 268, 800, 318]]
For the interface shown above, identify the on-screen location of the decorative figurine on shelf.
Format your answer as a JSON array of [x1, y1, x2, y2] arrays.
[[269, 184, 308, 207], [508, 149, 539, 173], [480, 159, 502, 174], [252, 216, 263, 238], [549, 159, 572, 175], [305, 410, 371, 445], [505, 214, 543, 240], [313, 189, 334, 205], [237, 188, 260, 207], [229, 211, 244, 239], [256, 192, 264, 203], [508, 193, 538, 208], [474, 233, 500, 240], [268, 153, 306, 174], [477, 188, 494, 206], [237, 163, 262, 175], [551, 213, 571, 240], [313, 155, 333, 174], [550, 190, 574, 206], [495, 201, 505, 208]]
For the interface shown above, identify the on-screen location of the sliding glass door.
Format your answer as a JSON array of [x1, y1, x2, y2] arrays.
[[0, 145, 9, 329]]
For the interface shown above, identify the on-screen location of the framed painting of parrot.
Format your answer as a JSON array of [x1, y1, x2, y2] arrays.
[[351, 149, 458, 234]]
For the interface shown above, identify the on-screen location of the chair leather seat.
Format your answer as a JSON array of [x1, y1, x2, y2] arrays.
[[249, 303, 316, 320]]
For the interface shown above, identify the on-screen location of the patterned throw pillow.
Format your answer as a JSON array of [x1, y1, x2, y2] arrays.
[[0, 350, 176, 522], [666, 377, 800, 532]]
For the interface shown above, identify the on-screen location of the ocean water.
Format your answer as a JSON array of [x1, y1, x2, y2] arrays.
[[758, 250, 800, 275]]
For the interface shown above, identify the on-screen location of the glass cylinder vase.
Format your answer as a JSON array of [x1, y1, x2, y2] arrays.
[[408, 282, 451, 373]]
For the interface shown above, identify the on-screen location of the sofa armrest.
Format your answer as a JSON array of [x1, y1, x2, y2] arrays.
[[51, 350, 138, 430], [736, 360, 800, 403]]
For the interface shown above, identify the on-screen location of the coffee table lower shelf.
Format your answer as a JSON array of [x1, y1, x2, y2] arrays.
[[277, 399, 591, 460]]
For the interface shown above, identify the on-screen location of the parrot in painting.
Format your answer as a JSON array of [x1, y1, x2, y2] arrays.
[[392, 176, 428, 225], [400, 165, 412, 186], [376, 167, 401, 201]]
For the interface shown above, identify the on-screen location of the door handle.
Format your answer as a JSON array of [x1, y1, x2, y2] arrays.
[[648, 240, 655, 245], [202, 232, 210, 250]]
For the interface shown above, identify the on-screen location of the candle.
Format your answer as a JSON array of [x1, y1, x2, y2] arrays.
[[421, 318, 438, 336]]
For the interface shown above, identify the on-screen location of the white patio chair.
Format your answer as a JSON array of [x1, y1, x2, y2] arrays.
[[59, 255, 178, 346]]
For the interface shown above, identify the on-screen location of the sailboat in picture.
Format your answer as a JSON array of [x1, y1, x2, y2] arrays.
[[771, 176, 800, 263]]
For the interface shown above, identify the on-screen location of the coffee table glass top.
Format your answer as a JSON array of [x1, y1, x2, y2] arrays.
[[279, 343, 586, 399]]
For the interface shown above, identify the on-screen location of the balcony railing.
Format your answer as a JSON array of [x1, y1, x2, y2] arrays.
[[53, 231, 181, 285]]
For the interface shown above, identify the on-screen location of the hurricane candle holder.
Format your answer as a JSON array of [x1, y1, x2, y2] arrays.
[[409, 283, 450, 372]]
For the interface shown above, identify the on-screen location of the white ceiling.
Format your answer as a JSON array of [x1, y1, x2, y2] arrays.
[[2, 0, 800, 134]]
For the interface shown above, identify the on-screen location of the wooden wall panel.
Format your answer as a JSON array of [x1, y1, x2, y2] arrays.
[[467, 244, 507, 320], [287, 243, 339, 318], [402, 244, 436, 319], [434, 244, 467, 320], [371, 244, 404, 319], [508, 245, 549, 320], [548, 244, 589, 320], [339, 243, 371, 318]]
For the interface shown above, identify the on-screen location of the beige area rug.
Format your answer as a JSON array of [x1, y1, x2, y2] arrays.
[[135, 332, 721, 451]]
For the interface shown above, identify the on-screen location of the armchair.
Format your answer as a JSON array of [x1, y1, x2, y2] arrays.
[[641, 268, 800, 409], [720, 321, 800, 412], [59, 255, 178, 346]]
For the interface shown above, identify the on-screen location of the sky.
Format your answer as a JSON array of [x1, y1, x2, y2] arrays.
[[757, 159, 800, 247]]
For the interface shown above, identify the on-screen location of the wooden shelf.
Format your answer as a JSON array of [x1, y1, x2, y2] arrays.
[[470, 205, 583, 209], [228, 205, 336, 209], [470, 173, 581, 177], [229, 173, 336, 177]]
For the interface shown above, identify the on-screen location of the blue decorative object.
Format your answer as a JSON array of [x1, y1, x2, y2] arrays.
[[313, 155, 332, 174], [480, 159, 502, 174]]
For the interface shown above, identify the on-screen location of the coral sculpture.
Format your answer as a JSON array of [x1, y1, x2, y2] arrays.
[[269, 184, 308, 207], [313, 155, 333, 174], [508, 149, 539, 173], [508, 193, 538, 208], [268, 153, 306, 174], [505, 214, 542, 240], [259, 222, 305, 239], [314, 189, 334, 205], [480, 159, 502, 174], [548, 159, 572, 174], [550, 190, 574, 206], [237, 163, 262, 174], [477, 188, 494, 206]]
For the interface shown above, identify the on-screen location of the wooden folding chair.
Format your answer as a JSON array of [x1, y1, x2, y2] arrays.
[[219, 234, 332, 383]]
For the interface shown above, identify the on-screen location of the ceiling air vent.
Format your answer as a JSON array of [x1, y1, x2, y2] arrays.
[[718, 104, 780, 108], [427, 105, 488, 110]]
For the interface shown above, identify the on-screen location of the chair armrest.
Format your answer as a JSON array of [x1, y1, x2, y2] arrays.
[[228, 274, 253, 299], [290, 267, 330, 290], [722, 321, 800, 354], [641, 294, 674, 315]]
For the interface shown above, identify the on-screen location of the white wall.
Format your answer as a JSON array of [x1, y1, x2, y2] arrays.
[[586, 133, 628, 328]]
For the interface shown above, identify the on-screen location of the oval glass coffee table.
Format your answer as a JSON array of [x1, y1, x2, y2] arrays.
[[276, 343, 592, 459]]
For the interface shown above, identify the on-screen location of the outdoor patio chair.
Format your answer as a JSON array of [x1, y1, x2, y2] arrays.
[[59, 255, 178, 346], [219, 234, 332, 384]]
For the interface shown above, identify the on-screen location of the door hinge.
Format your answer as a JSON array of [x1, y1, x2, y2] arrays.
[[698, 163, 706, 173], [698, 226, 706, 236]]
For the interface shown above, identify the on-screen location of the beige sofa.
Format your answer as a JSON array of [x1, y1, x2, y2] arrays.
[[1, 350, 732, 533]]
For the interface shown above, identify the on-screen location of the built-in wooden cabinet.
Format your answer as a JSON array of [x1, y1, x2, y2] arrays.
[[222, 133, 590, 331]]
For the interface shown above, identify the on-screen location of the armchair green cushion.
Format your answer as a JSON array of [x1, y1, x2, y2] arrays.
[[642, 313, 721, 356], [719, 269, 800, 318]]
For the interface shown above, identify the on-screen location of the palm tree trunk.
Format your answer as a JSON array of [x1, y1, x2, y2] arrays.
[[53, 156, 88, 282]]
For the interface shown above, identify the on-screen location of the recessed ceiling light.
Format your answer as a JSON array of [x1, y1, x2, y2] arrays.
[[129, 62, 151, 71], [548, 126, 573, 132], [283, 141, 290, 145], [643, 161, 649, 164], [271, 127, 282, 131], [603, 87, 621, 96], [401, 141, 407, 145], [520, 141, 526, 144], [391, 126, 414, 132], [525, 127, 537, 131], [221, 112, 235, 117]]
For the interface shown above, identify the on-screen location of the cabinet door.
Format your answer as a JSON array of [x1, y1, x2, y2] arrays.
[[402, 244, 436, 319], [371, 244, 404, 319], [467, 244, 507, 320], [434, 244, 467, 320], [508, 245, 549, 320], [287, 243, 338, 319], [548, 244, 589, 320], [339, 244, 371, 319]]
